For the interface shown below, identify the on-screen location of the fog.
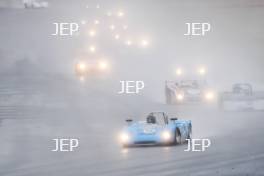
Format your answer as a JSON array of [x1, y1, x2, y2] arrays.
[[0, 1, 264, 176], [0, 0, 263, 142], [1, 1, 264, 80]]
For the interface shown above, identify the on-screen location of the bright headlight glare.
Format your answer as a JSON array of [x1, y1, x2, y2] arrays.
[[89, 45, 96, 53], [94, 20, 100, 25], [162, 131, 171, 141], [176, 94, 184, 101], [120, 133, 130, 143], [114, 34, 120, 40], [110, 25, 115, 30], [205, 91, 214, 100], [98, 61, 108, 70], [140, 39, 149, 47], [176, 68, 183, 76], [198, 67, 206, 75], [125, 40, 132, 46], [88, 29, 96, 37], [76, 63, 86, 71], [117, 11, 124, 17]]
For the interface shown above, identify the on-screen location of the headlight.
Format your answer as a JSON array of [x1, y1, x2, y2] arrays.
[[175, 68, 183, 76], [98, 61, 108, 70], [161, 130, 171, 141], [110, 25, 115, 30], [114, 34, 120, 40], [119, 132, 130, 144], [125, 40, 132, 46], [140, 39, 149, 47], [94, 20, 100, 25], [76, 62, 87, 73], [89, 45, 96, 53], [176, 93, 184, 101], [88, 29, 96, 37], [117, 11, 124, 17], [77, 63, 86, 70], [198, 67, 206, 75], [205, 91, 215, 100]]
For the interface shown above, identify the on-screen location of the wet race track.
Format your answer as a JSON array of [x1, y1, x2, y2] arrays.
[[0, 77, 264, 176], [1, 0, 264, 175]]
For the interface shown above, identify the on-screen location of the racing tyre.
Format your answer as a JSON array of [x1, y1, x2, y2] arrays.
[[166, 87, 176, 105], [166, 88, 172, 104], [122, 144, 129, 148], [174, 128, 181, 145], [187, 124, 192, 140]]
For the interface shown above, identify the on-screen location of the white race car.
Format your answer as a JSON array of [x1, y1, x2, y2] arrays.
[[0, 0, 48, 9], [165, 66, 216, 104], [165, 80, 215, 104], [23, 0, 48, 8]]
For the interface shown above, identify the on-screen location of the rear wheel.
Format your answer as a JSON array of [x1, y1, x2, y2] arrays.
[[166, 88, 172, 104], [166, 87, 175, 105], [122, 144, 129, 148], [174, 128, 181, 145], [187, 124, 192, 140]]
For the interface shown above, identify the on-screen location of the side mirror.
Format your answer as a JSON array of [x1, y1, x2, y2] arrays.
[[170, 118, 178, 121]]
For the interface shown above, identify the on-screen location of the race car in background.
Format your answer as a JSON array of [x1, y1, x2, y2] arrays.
[[0, 0, 48, 9], [74, 59, 110, 81], [119, 112, 192, 147], [165, 80, 215, 104], [165, 67, 216, 104], [218, 83, 264, 111], [23, 0, 48, 8]]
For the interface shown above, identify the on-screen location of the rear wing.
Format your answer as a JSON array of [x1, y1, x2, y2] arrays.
[[165, 80, 208, 90], [165, 81, 180, 90]]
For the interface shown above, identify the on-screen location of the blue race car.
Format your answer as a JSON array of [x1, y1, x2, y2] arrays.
[[119, 112, 192, 147]]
